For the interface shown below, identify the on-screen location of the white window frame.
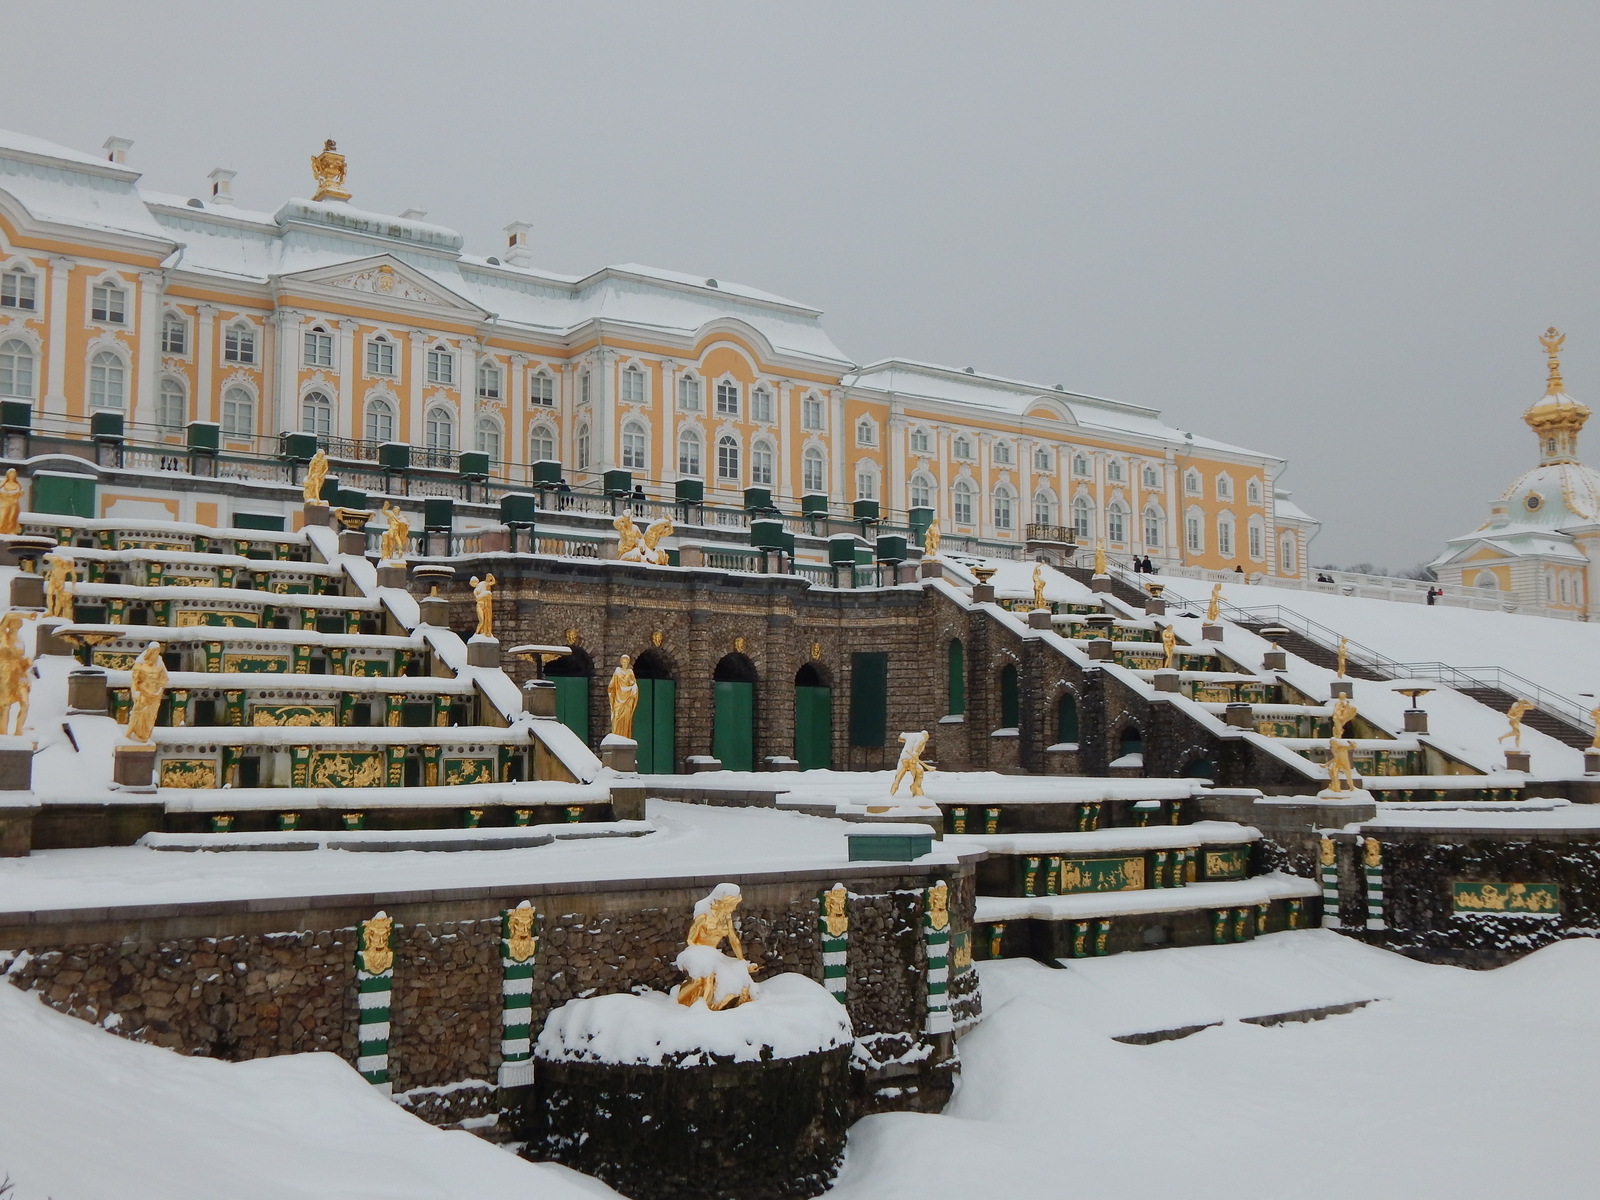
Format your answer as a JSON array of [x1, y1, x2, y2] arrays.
[[678, 375, 703, 412], [0, 339, 36, 400], [300, 390, 333, 436], [678, 428, 703, 477], [1185, 470, 1202, 496], [530, 424, 557, 463], [476, 415, 503, 462], [856, 467, 878, 502], [156, 376, 185, 430], [910, 427, 931, 454], [91, 280, 127, 325], [1032, 491, 1054, 526], [161, 312, 188, 356], [366, 336, 396, 377], [529, 371, 555, 407], [992, 440, 1011, 465], [425, 406, 455, 452], [1073, 454, 1090, 477], [751, 438, 774, 486], [801, 392, 823, 430], [715, 378, 739, 417], [992, 485, 1014, 531], [953, 435, 973, 460], [802, 446, 825, 493], [1142, 465, 1159, 489], [303, 327, 334, 369], [88, 350, 127, 411], [221, 385, 254, 437], [1033, 446, 1051, 471], [621, 420, 648, 470], [223, 322, 256, 365], [751, 386, 773, 423], [716, 433, 740, 482], [1072, 497, 1092, 540], [856, 418, 877, 447], [477, 358, 502, 401], [911, 473, 934, 509], [953, 481, 975, 526], [426, 345, 455, 386], [0, 268, 37, 312], [1107, 501, 1127, 544], [621, 365, 646, 405], [1143, 508, 1162, 548], [365, 397, 396, 443]]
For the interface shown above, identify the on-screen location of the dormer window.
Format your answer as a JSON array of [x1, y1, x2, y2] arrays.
[[303, 326, 333, 368], [91, 282, 127, 324], [366, 335, 395, 376], [161, 314, 188, 355], [223, 322, 255, 364], [426, 345, 454, 386], [2, 269, 37, 311]]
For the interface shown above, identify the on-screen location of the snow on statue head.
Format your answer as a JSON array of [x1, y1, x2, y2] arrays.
[[674, 882, 758, 1011]]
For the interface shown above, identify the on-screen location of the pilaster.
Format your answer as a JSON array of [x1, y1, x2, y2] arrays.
[[407, 330, 428, 447], [338, 319, 359, 440], [42, 257, 73, 420], [131, 270, 163, 432], [196, 304, 218, 425], [270, 309, 301, 435], [459, 338, 479, 458]]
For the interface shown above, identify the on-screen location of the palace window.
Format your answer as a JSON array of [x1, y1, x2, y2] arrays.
[[221, 386, 253, 436], [1107, 501, 1127, 544], [1142, 464, 1159, 488], [530, 372, 555, 406], [304, 327, 334, 368], [477, 359, 502, 400], [1217, 517, 1233, 557], [156, 378, 185, 430], [993, 440, 1011, 465], [717, 434, 740, 481], [953, 480, 975, 526], [801, 393, 823, 430], [802, 446, 824, 493], [992, 485, 1014, 531], [427, 346, 454, 386], [576, 424, 591, 470], [1279, 535, 1295, 575], [1107, 459, 1124, 482], [716, 379, 739, 416], [366, 336, 396, 376], [856, 418, 876, 447], [1183, 470, 1200, 495], [1033, 491, 1054, 525], [678, 429, 703, 477], [1034, 446, 1051, 471], [223, 323, 255, 364], [530, 425, 556, 463], [91, 282, 126, 324], [1144, 508, 1162, 547], [0, 340, 34, 399], [426, 406, 454, 452], [300, 391, 333, 436], [953, 435, 973, 459], [1072, 497, 1091, 539], [161, 314, 187, 355], [1247, 479, 1261, 505], [621, 365, 645, 404], [1073, 453, 1090, 477], [751, 439, 774, 486], [476, 416, 502, 462], [89, 351, 125, 410], [1216, 475, 1232, 501], [751, 386, 773, 422], [911, 473, 934, 509], [679, 376, 702, 412], [1, 270, 36, 311], [910, 427, 931, 454], [1249, 522, 1263, 559], [856, 468, 877, 501], [365, 398, 396, 443], [622, 421, 648, 470], [1186, 514, 1203, 553]]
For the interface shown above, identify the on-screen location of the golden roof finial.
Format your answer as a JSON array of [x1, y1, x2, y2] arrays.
[[310, 138, 351, 203], [1540, 326, 1565, 395]]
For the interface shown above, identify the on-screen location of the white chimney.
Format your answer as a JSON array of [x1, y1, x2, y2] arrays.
[[207, 168, 237, 206], [504, 221, 533, 267], [400, 208, 428, 220], [103, 136, 133, 164]]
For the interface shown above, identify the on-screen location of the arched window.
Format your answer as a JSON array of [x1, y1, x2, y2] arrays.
[[751, 438, 774, 486], [300, 390, 333, 436], [156, 377, 185, 430], [1107, 500, 1128, 545], [856, 418, 876, 446], [1279, 535, 1295, 575], [1474, 571, 1499, 590], [221, 386, 253, 436], [1143, 507, 1162, 548], [801, 393, 823, 430], [856, 466, 877, 501], [716, 434, 740, 481], [802, 446, 825, 493], [678, 429, 702, 477], [365, 397, 395, 443], [953, 435, 973, 459], [953, 480, 975, 526], [477, 359, 502, 400], [576, 423, 590, 470], [621, 365, 645, 404], [999, 664, 1019, 728], [223, 322, 255, 364], [910, 472, 934, 509], [0, 340, 35, 399], [530, 424, 556, 463], [993, 485, 1014, 530], [161, 313, 187, 355], [992, 440, 1011, 464], [1033, 491, 1054, 525], [947, 639, 965, 715], [476, 416, 503, 462], [1071, 496, 1091, 539], [621, 420, 647, 470], [426, 406, 454, 452], [89, 351, 126, 410]]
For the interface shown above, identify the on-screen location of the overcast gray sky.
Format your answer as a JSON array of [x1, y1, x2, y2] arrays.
[[8, 2, 1597, 569]]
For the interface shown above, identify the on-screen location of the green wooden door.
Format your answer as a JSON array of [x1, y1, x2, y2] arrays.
[[551, 675, 589, 744], [850, 652, 888, 747], [636, 678, 676, 774], [713, 680, 754, 772], [794, 685, 832, 770]]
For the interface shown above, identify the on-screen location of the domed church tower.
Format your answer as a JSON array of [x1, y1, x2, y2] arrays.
[[1431, 329, 1600, 616]]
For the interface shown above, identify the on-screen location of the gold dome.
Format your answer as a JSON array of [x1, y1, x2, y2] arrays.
[[1523, 328, 1589, 460]]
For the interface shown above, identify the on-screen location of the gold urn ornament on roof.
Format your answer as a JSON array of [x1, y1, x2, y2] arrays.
[[310, 139, 351, 203]]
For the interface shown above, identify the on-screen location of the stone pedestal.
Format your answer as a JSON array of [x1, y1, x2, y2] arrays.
[[1027, 609, 1053, 630], [113, 744, 156, 791], [608, 787, 646, 821], [1090, 575, 1112, 593], [1201, 624, 1223, 641], [301, 502, 331, 527], [375, 564, 407, 588], [0, 739, 33, 791], [686, 755, 723, 774], [920, 559, 946, 580], [1262, 649, 1287, 671], [1403, 709, 1429, 734], [1586, 750, 1600, 775], [0, 803, 37, 857], [8, 574, 43, 609], [677, 545, 705, 568], [1224, 703, 1254, 728], [1144, 597, 1166, 616], [970, 583, 996, 603], [523, 679, 557, 718], [417, 596, 450, 627], [1330, 680, 1354, 699], [66, 668, 108, 715], [762, 756, 800, 771], [896, 562, 920, 585], [337, 529, 367, 556], [35, 620, 74, 657], [1505, 750, 1531, 773], [1152, 669, 1181, 693], [466, 636, 500, 668], [600, 735, 638, 773], [477, 527, 509, 554], [1087, 639, 1114, 661]]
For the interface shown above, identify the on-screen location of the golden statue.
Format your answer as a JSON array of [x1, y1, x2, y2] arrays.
[[378, 502, 410, 563], [0, 468, 21, 535], [310, 139, 351, 202], [43, 552, 74, 620], [923, 519, 940, 560], [890, 730, 933, 797], [1031, 564, 1047, 610], [470, 574, 495, 639], [1326, 737, 1356, 793], [1363, 837, 1381, 869], [1205, 582, 1222, 624], [926, 880, 949, 932], [607, 654, 638, 739], [1336, 637, 1348, 679], [676, 883, 754, 1010], [642, 516, 674, 565], [1498, 699, 1536, 748], [124, 641, 168, 744], [303, 450, 329, 505], [1160, 623, 1177, 670], [614, 512, 646, 561], [359, 912, 393, 975], [1590, 704, 1600, 749], [506, 903, 537, 964], [1329, 694, 1357, 742], [822, 884, 848, 937], [1093, 539, 1107, 577], [1319, 835, 1335, 867], [0, 613, 30, 736]]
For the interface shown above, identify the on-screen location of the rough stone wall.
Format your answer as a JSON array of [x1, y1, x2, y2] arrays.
[[389, 920, 501, 1093]]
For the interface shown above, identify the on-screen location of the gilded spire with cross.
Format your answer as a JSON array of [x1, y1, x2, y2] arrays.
[[1540, 326, 1566, 395]]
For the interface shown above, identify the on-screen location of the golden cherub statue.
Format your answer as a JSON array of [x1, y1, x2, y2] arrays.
[[1326, 737, 1356, 793], [378, 502, 410, 563], [1031, 564, 1047, 610], [0, 468, 21, 536], [1205, 582, 1222, 624], [890, 730, 933, 797], [1336, 637, 1348, 679], [675, 883, 754, 1010], [1330, 694, 1357, 742], [1160, 623, 1177, 670], [303, 450, 329, 505], [125, 642, 168, 744], [642, 516, 674, 565], [1093, 539, 1107, 577], [310, 139, 351, 202], [614, 512, 646, 561], [1498, 699, 1536, 748], [43, 552, 74, 620], [607, 654, 638, 739], [0, 613, 31, 736], [469, 574, 495, 639], [923, 519, 940, 560]]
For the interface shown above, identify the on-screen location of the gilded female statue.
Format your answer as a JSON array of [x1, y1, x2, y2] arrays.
[[125, 642, 168, 744], [1205, 582, 1222, 624], [43, 552, 74, 620], [0, 613, 31, 736], [303, 450, 329, 505], [470, 574, 496, 639], [378, 502, 410, 563], [1032, 564, 1047, 610], [0, 468, 22, 535], [607, 654, 639, 738], [1093, 539, 1107, 577], [1161, 623, 1177, 670], [676, 883, 752, 1010]]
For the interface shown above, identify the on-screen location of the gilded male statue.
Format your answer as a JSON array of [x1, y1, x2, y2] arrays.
[[1032, 564, 1047, 610], [642, 516, 674, 565], [0, 468, 22, 535], [890, 730, 933, 798], [303, 450, 329, 505], [1329, 694, 1357, 742], [608, 654, 639, 739], [1326, 737, 1356, 793], [1498, 699, 1535, 749], [379, 502, 410, 563], [614, 513, 646, 561], [676, 884, 750, 1010], [43, 552, 74, 620], [923, 519, 941, 560], [0, 613, 31, 736]]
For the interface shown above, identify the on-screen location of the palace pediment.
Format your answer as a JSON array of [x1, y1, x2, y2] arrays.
[[281, 256, 485, 317]]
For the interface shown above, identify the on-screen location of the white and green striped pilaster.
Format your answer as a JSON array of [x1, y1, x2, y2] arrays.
[[924, 881, 951, 1035], [1319, 836, 1341, 929], [1363, 838, 1386, 930], [498, 901, 537, 1088], [356, 911, 394, 1093], [818, 884, 849, 1004]]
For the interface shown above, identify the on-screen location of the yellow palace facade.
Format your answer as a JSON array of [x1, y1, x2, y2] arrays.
[[0, 127, 1316, 574]]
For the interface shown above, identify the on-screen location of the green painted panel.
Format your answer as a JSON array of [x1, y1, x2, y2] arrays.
[[1202, 847, 1249, 880], [947, 639, 965, 716], [850, 652, 888, 748], [1058, 856, 1147, 893], [31, 473, 95, 518], [552, 675, 589, 745], [713, 680, 754, 772], [1056, 693, 1079, 743], [1452, 882, 1560, 915], [636, 677, 676, 775], [794, 685, 832, 770]]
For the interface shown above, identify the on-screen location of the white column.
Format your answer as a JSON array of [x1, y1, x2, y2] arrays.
[[337, 319, 359, 440], [978, 434, 992, 537], [132, 270, 163, 433], [508, 352, 528, 477], [776, 378, 792, 500], [406, 330, 427, 447], [660, 359, 679, 482], [43, 257, 71, 420], [887, 410, 907, 516], [593, 349, 614, 471], [830, 389, 846, 506], [458, 338, 479, 458], [196, 304, 217, 425], [560, 362, 577, 471], [270, 309, 300, 435]]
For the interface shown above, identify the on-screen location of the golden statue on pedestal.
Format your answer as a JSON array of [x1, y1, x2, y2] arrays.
[[608, 654, 638, 738], [614, 512, 645, 560], [1498, 699, 1535, 749], [0, 468, 21, 536], [923, 519, 940, 560], [676, 883, 754, 1010], [1205, 582, 1222, 624], [43, 552, 74, 620], [125, 642, 168, 744], [1326, 737, 1356, 793], [1330, 694, 1357, 742], [1093, 539, 1107, 577], [303, 450, 329, 505], [310, 139, 351, 202], [470, 574, 496, 638], [378, 502, 410, 563], [1336, 637, 1348, 679], [0, 613, 31, 736], [642, 516, 674, 565], [1589, 704, 1600, 749], [1161, 623, 1177, 670], [890, 730, 933, 797], [822, 884, 849, 936], [1032, 564, 1047, 610]]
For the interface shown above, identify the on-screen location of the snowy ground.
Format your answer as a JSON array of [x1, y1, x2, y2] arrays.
[[3, 930, 1594, 1198]]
